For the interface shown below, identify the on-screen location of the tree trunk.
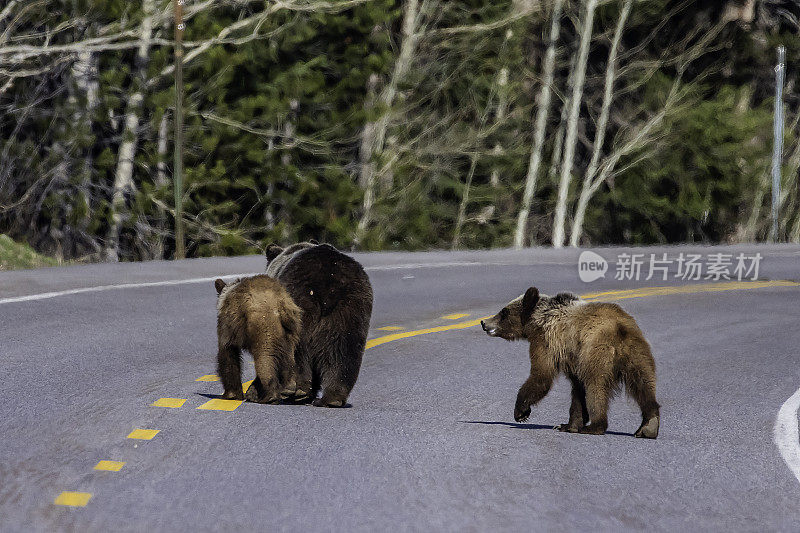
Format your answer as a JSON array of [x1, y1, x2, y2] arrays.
[[513, 0, 564, 248], [569, 0, 632, 247], [105, 0, 155, 262], [546, 46, 578, 190], [452, 154, 478, 250], [153, 111, 169, 259], [489, 67, 509, 189], [489, 1, 534, 191], [69, 51, 100, 255], [356, 0, 422, 243], [551, 0, 597, 248]]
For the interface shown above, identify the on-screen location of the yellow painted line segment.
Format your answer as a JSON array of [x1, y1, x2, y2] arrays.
[[127, 428, 159, 440], [197, 399, 242, 411], [151, 397, 186, 408], [582, 280, 799, 301], [366, 317, 486, 350], [196, 374, 219, 382], [365, 280, 800, 351], [377, 326, 405, 331], [54, 491, 92, 507], [94, 460, 125, 472], [441, 313, 470, 320]]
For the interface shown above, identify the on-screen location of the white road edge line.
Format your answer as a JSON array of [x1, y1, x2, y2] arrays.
[[0, 260, 549, 305], [0, 273, 260, 305], [774, 386, 800, 485]]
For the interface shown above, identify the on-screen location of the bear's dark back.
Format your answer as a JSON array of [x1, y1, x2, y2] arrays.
[[277, 244, 373, 335]]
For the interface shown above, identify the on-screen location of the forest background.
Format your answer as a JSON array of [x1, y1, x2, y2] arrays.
[[1, 0, 799, 263]]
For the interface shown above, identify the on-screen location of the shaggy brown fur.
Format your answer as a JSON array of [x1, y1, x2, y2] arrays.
[[265, 242, 373, 407], [214, 275, 302, 404], [481, 287, 660, 438]]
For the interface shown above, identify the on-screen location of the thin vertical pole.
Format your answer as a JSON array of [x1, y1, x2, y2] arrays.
[[771, 45, 785, 243], [173, 0, 186, 259]]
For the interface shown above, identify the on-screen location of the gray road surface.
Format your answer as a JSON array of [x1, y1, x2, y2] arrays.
[[1, 244, 800, 531]]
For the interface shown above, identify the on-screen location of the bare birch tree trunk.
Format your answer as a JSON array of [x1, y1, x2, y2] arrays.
[[551, 0, 597, 248], [452, 154, 478, 250], [513, 0, 564, 249], [569, 0, 632, 247], [356, 0, 422, 243], [567, 79, 683, 243], [489, 1, 534, 190], [105, 0, 155, 261], [69, 51, 100, 248], [489, 67, 509, 189], [152, 111, 170, 259]]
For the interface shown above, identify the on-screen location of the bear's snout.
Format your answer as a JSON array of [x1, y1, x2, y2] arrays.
[[481, 320, 497, 336]]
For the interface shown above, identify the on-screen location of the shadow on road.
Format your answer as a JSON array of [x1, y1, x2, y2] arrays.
[[459, 420, 633, 437], [194, 392, 353, 408]]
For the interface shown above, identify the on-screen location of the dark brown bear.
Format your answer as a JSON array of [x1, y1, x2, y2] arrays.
[[214, 275, 302, 403], [265, 242, 373, 407], [481, 287, 660, 438]]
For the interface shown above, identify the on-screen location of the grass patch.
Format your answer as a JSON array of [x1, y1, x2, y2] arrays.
[[0, 234, 60, 270]]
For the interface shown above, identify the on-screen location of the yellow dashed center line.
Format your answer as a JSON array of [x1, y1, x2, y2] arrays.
[[440, 313, 470, 320], [54, 491, 92, 507], [94, 460, 125, 472], [151, 397, 186, 408], [197, 398, 242, 411], [195, 374, 219, 382], [127, 429, 160, 440]]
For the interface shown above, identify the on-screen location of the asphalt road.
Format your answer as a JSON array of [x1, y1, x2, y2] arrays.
[[1, 244, 800, 531]]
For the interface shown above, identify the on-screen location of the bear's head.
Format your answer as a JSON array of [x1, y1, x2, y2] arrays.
[[481, 287, 540, 341], [214, 277, 242, 311], [264, 240, 319, 277]]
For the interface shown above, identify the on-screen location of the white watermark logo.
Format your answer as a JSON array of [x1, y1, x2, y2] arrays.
[[579, 251, 762, 283], [578, 251, 608, 283]]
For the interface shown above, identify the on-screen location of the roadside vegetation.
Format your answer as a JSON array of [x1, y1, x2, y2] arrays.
[[0, 235, 59, 270]]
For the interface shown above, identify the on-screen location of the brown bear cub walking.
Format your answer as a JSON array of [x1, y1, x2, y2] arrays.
[[481, 287, 660, 438], [214, 275, 302, 404]]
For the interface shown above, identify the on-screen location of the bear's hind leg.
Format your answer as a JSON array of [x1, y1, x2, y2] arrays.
[[247, 350, 283, 404], [578, 379, 610, 435], [629, 377, 660, 439], [288, 343, 314, 403], [312, 333, 364, 408], [217, 344, 244, 401], [314, 364, 351, 407], [556, 377, 588, 432]]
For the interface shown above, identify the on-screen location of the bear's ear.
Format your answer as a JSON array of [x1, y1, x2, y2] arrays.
[[265, 243, 284, 262], [521, 287, 540, 323], [214, 278, 227, 295], [308, 239, 319, 245]]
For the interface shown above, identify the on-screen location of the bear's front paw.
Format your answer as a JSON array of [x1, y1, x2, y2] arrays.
[[554, 423, 581, 433], [223, 389, 245, 401], [514, 404, 531, 423], [577, 423, 606, 435], [312, 397, 345, 408]]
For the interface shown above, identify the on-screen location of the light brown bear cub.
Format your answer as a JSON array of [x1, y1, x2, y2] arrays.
[[214, 275, 302, 404], [481, 287, 660, 438]]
